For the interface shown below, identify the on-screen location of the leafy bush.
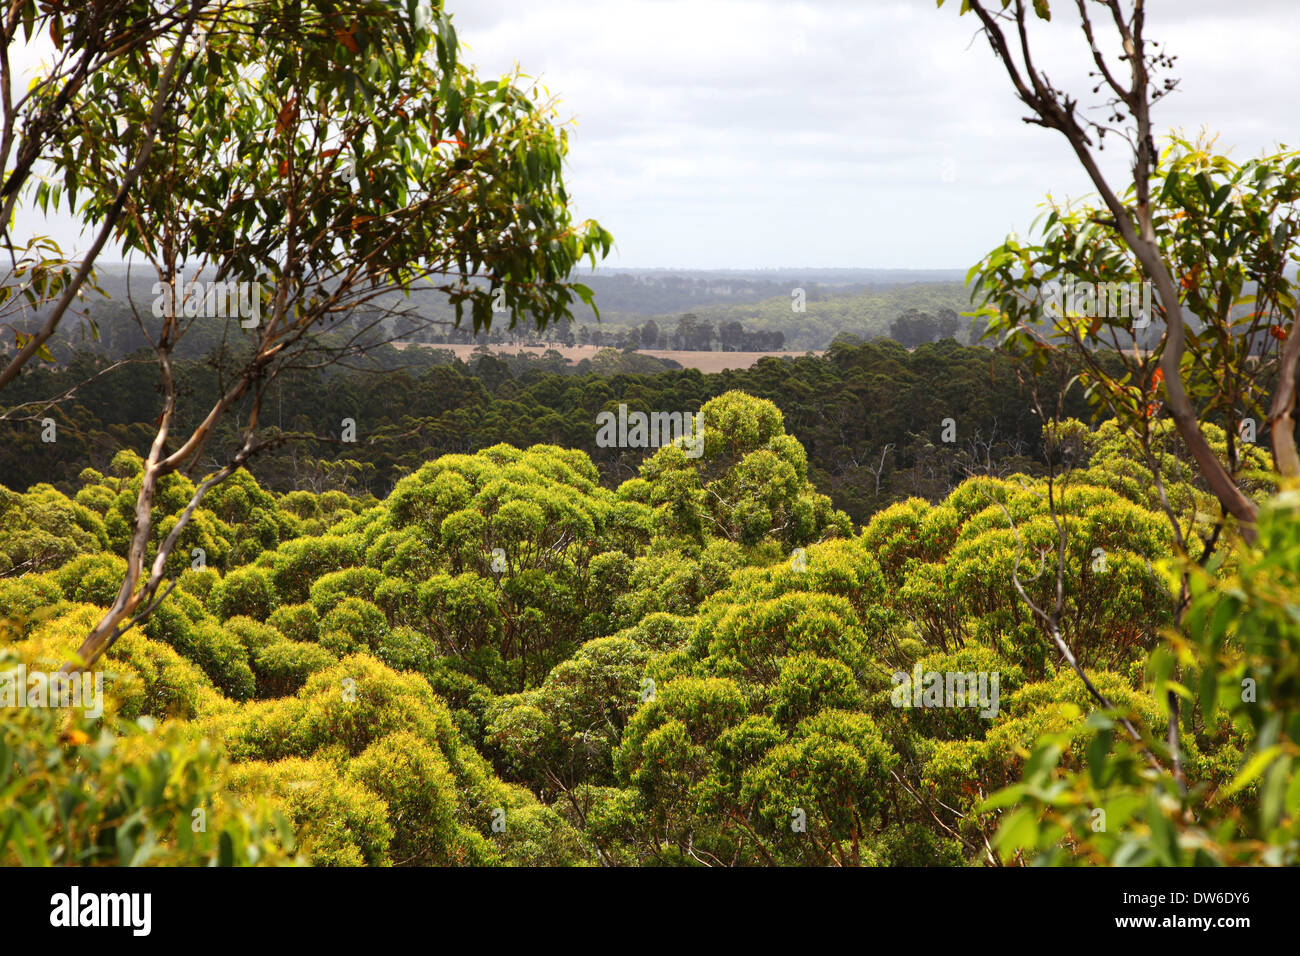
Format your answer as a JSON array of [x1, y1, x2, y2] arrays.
[[210, 566, 276, 621], [0, 702, 296, 866]]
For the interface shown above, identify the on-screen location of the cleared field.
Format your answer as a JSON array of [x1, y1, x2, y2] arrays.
[[394, 342, 822, 371]]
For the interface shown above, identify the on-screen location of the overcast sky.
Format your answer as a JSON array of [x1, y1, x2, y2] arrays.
[[15, 0, 1300, 271]]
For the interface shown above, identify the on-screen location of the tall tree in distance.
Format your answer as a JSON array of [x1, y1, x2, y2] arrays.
[[640, 319, 660, 349]]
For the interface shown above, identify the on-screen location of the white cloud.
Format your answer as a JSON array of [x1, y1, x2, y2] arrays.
[[447, 0, 1300, 268]]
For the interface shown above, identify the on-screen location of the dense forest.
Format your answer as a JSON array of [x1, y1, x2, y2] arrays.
[[3, 386, 1274, 865], [3, 0, 1300, 893], [0, 335, 1085, 525], [2, 318, 1293, 866]]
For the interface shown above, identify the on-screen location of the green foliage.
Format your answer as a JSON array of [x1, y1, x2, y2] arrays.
[[347, 731, 461, 865], [222, 757, 392, 867], [252, 640, 337, 699], [639, 391, 851, 547], [969, 135, 1300, 507], [986, 493, 1300, 865], [0, 699, 296, 866], [0, 483, 107, 573], [186, 621, 257, 701], [0, 375, 1282, 867], [0, 573, 64, 639], [267, 603, 321, 644], [210, 566, 275, 621]]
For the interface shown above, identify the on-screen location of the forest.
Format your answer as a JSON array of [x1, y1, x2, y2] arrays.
[[2, 0, 1300, 883], [0, 335, 1086, 524], [32, 264, 973, 354]]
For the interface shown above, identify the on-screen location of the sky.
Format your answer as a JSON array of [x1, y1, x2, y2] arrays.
[[14, 0, 1300, 271]]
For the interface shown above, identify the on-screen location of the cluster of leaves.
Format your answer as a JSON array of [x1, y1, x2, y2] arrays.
[[0, 672, 297, 866], [986, 492, 1300, 865], [969, 135, 1300, 527]]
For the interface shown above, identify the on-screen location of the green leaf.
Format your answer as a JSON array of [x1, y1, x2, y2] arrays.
[[995, 807, 1040, 855], [1224, 745, 1282, 796]]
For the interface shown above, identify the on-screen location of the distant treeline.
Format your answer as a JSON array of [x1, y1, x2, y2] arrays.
[[30, 268, 979, 356], [401, 314, 789, 352], [31, 270, 1198, 361], [618, 283, 979, 351], [1, 336, 1121, 524]]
